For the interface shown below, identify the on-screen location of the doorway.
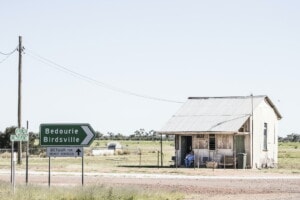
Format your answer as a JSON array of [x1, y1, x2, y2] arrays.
[[181, 136, 192, 165], [235, 135, 245, 154]]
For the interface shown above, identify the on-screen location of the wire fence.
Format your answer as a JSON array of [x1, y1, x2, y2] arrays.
[[0, 146, 175, 168]]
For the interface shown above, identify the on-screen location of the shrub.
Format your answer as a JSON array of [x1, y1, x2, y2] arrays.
[[122, 149, 130, 155], [115, 149, 123, 155], [0, 152, 10, 158]]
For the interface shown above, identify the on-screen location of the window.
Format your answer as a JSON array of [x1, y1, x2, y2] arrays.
[[263, 123, 268, 150], [209, 134, 216, 150], [197, 134, 205, 138]]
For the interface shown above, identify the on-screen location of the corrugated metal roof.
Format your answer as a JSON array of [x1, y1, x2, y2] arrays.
[[160, 95, 280, 133]]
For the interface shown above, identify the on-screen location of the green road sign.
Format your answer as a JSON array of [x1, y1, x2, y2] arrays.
[[40, 123, 95, 147], [10, 134, 29, 142], [10, 127, 28, 142], [15, 127, 27, 135]]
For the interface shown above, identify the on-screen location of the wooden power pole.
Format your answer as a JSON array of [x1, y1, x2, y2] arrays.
[[17, 36, 23, 164]]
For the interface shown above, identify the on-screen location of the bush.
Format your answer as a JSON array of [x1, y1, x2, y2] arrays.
[[0, 152, 10, 158], [122, 149, 130, 155], [115, 149, 123, 155]]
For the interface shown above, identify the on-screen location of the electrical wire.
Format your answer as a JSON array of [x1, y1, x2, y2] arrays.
[[0, 47, 18, 56], [0, 54, 12, 64], [0, 46, 18, 64], [25, 49, 184, 104]]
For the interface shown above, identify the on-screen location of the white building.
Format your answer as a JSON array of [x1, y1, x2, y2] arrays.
[[159, 95, 282, 169]]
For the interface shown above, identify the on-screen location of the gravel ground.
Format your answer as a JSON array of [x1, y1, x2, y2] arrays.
[[1, 170, 299, 200]]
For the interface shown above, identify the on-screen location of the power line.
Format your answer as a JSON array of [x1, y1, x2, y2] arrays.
[[0, 46, 18, 56], [25, 49, 184, 104], [0, 46, 18, 64], [0, 54, 12, 64]]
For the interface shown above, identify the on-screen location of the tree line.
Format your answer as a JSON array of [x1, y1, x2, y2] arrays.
[[1, 126, 297, 149], [0, 127, 172, 149], [278, 133, 300, 142], [95, 128, 171, 141], [95, 128, 174, 141], [0, 126, 37, 150]]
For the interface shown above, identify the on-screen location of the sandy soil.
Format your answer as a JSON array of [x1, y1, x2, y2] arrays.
[[1, 170, 299, 200]]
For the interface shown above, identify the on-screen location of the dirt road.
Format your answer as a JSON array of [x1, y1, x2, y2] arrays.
[[1, 170, 299, 199]]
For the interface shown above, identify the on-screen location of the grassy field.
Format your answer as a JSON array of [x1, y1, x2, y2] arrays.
[[0, 140, 182, 200], [277, 142, 300, 172], [0, 181, 183, 200], [0, 141, 299, 200], [1, 140, 299, 173], [0, 140, 175, 173]]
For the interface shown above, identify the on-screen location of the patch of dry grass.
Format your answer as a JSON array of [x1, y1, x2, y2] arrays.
[[0, 181, 183, 200]]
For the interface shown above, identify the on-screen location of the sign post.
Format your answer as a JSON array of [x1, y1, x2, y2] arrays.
[[12, 152, 17, 194], [40, 123, 95, 187], [10, 127, 28, 188]]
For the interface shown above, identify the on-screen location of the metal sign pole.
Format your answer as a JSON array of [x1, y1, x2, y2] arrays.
[[26, 121, 29, 185], [48, 157, 51, 187], [13, 152, 16, 194], [82, 149, 84, 186], [26, 142, 29, 185], [11, 141, 13, 184]]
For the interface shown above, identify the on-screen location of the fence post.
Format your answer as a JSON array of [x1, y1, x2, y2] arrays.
[[157, 150, 159, 168], [139, 148, 141, 167]]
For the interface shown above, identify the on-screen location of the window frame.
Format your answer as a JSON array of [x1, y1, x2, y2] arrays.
[[263, 123, 268, 151], [209, 134, 216, 150]]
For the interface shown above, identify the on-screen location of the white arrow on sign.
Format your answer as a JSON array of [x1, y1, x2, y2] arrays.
[[81, 125, 95, 145]]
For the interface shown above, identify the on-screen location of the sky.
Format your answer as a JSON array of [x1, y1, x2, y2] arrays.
[[0, 1, 299, 136]]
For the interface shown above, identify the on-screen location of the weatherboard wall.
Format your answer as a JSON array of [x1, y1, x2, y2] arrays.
[[252, 99, 279, 168]]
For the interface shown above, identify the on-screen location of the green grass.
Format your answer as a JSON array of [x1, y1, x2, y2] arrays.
[[55, 140, 300, 173], [277, 142, 300, 172], [1, 140, 175, 173], [0, 181, 183, 200], [1, 141, 299, 173], [0, 141, 299, 199]]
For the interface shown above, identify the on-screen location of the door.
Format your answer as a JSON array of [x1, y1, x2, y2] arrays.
[[235, 135, 245, 154], [235, 135, 246, 168], [181, 136, 192, 165]]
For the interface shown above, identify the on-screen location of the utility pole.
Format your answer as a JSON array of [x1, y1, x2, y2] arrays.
[[160, 134, 163, 167], [17, 36, 23, 164], [250, 93, 254, 169]]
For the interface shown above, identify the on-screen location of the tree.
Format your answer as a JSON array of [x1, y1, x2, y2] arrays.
[[0, 127, 38, 152], [107, 132, 115, 140], [114, 133, 124, 140], [149, 130, 158, 141], [278, 133, 300, 142], [135, 128, 146, 140], [95, 131, 104, 139], [287, 133, 300, 142], [0, 126, 17, 149]]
